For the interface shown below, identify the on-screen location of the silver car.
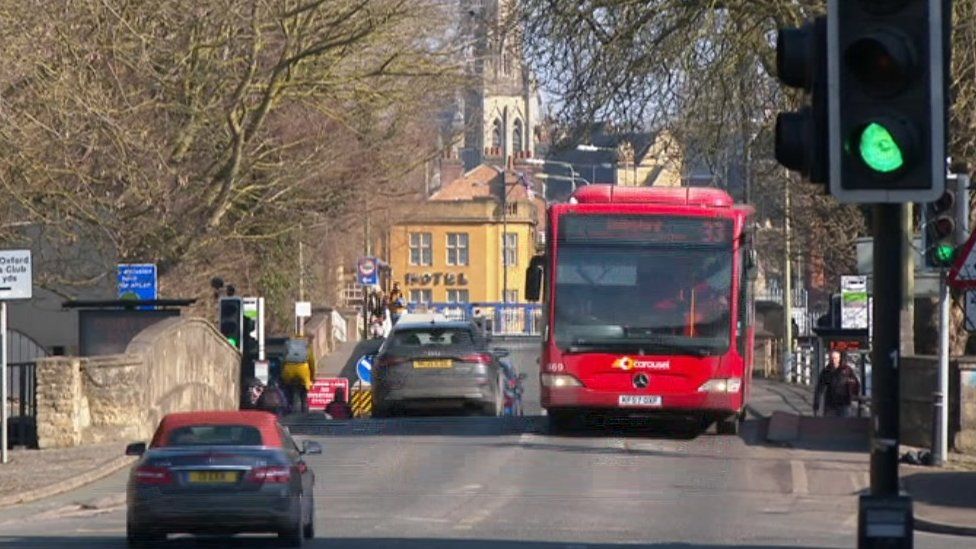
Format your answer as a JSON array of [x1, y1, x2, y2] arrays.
[[371, 319, 510, 417], [125, 410, 320, 547]]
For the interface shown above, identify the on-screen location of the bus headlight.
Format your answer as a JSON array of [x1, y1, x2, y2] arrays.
[[541, 373, 583, 388], [697, 378, 742, 393]]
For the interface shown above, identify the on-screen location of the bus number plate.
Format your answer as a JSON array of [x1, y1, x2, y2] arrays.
[[618, 395, 662, 407]]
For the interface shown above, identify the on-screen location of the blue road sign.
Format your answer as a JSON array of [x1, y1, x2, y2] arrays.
[[356, 354, 373, 385], [117, 264, 157, 301], [358, 257, 379, 286]]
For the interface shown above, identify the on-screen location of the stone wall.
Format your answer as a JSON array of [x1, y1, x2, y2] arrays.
[[899, 355, 962, 450], [35, 317, 240, 449], [127, 317, 240, 438]]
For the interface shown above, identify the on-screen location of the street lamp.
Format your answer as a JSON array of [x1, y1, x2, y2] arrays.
[[577, 144, 628, 184], [534, 173, 591, 196]]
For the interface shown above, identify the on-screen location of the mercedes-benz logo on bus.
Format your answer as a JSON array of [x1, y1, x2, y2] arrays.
[[633, 373, 649, 389]]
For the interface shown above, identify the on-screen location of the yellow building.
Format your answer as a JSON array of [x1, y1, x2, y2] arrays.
[[383, 165, 543, 306]]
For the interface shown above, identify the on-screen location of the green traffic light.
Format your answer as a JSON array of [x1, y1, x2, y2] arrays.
[[858, 122, 905, 173], [934, 244, 956, 265], [227, 336, 239, 347]]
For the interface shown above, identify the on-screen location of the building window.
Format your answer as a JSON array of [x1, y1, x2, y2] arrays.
[[491, 118, 503, 149], [409, 289, 433, 304], [447, 289, 470, 303], [505, 202, 518, 216], [409, 232, 432, 266], [446, 233, 469, 266], [512, 119, 523, 152], [504, 290, 519, 303], [503, 232, 518, 266]]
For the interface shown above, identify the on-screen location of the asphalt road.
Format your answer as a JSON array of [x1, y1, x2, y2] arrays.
[[0, 341, 963, 548]]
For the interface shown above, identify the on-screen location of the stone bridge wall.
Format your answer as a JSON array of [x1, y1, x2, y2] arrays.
[[35, 317, 240, 449]]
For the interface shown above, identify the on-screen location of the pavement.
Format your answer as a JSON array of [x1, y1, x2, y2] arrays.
[[0, 443, 133, 508], [749, 377, 976, 538]]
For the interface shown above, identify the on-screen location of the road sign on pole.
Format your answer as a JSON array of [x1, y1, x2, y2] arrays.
[[117, 264, 157, 302], [948, 229, 976, 289], [0, 249, 32, 465], [358, 257, 379, 286], [0, 250, 33, 301], [356, 354, 373, 385]]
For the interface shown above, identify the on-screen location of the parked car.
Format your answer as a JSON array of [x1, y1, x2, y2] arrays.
[[371, 319, 512, 417], [125, 410, 320, 548]]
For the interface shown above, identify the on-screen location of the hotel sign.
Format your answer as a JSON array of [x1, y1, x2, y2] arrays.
[[405, 272, 469, 286]]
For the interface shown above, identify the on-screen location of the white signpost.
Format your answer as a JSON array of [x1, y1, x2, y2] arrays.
[[0, 250, 32, 464]]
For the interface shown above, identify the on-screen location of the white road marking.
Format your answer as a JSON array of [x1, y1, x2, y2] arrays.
[[790, 459, 809, 495]]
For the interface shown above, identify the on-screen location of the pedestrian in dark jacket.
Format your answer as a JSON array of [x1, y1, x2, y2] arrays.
[[325, 388, 354, 420], [256, 379, 289, 417], [814, 351, 861, 417]]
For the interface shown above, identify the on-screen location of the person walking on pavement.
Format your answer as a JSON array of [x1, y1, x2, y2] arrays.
[[813, 350, 861, 417], [325, 388, 354, 420], [389, 283, 406, 325]]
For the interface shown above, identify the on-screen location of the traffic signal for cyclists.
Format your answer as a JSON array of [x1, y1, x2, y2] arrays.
[[828, 0, 947, 203], [774, 16, 828, 185], [218, 297, 244, 350]]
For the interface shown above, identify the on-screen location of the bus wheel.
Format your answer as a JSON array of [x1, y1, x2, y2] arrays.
[[716, 414, 741, 436]]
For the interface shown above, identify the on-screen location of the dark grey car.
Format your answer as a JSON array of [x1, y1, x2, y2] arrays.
[[371, 320, 510, 417], [125, 414, 320, 547]]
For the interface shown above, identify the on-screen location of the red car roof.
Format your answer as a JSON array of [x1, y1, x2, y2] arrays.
[[149, 410, 283, 448]]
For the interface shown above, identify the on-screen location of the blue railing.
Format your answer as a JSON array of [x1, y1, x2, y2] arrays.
[[405, 302, 543, 336]]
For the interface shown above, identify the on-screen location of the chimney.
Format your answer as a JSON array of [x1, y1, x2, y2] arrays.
[[439, 157, 464, 187]]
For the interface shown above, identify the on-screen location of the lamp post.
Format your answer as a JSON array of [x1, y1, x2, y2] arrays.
[[523, 158, 580, 192], [577, 144, 622, 184]]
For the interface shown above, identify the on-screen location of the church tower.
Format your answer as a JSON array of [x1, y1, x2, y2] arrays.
[[453, 0, 539, 170]]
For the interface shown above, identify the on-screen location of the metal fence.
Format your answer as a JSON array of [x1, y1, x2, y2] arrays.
[[6, 361, 37, 448], [405, 302, 543, 336]]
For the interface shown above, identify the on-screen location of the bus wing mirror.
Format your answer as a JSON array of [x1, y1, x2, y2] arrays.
[[525, 255, 544, 302]]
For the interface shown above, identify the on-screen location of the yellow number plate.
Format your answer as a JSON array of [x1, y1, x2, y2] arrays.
[[188, 471, 238, 483], [413, 359, 452, 369]]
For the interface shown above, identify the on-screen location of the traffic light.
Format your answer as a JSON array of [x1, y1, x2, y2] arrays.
[[924, 189, 957, 268], [218, 297, 243, 350], [774, 16, 828, 184], [242, 316, 257, 358], [828, 0, 947, 203]]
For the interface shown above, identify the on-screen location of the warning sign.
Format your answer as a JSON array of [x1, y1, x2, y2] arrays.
[[950, 230, 976, 289], [307, 377, 349, 412]]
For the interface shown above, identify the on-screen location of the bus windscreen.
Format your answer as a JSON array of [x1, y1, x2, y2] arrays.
[[553, 214, 734, 354]]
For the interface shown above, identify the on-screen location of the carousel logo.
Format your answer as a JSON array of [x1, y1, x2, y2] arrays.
[[612, 357, 670, 371]]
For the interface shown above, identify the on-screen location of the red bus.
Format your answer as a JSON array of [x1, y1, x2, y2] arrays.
[[524, 185, 756, 434]]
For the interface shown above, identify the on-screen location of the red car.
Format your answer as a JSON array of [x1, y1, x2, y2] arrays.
[[125, 410, 320, 547]]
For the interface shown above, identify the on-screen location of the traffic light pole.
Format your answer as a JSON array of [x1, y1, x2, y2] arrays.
[[933, 268, 949, 466], [858, 203, 913, 548]]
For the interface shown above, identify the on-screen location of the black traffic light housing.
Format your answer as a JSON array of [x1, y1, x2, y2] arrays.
[[242, 316, 258, 359], [218, 297, 244, 350], [774, 17, 828, 185], [828, 0, 947, 203]]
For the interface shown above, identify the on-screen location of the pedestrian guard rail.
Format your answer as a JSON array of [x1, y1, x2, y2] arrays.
[[405, 302, 543, 336]]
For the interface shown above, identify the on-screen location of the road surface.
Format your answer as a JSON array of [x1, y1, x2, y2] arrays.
[[0, 341, 961, 548]]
